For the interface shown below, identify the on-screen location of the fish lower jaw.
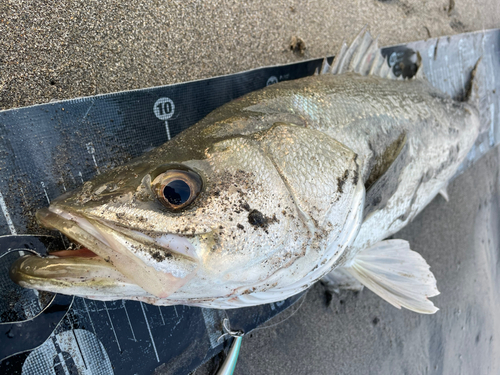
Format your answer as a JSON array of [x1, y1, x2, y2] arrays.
[[14, 206, 199, 299], [10, 254, 151, 300]]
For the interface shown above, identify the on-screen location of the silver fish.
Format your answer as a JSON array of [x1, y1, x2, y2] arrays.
[[10, 29, 480, 313]]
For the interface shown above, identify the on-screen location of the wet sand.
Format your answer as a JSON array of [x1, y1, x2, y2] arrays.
[[1, 0, 499, 111]]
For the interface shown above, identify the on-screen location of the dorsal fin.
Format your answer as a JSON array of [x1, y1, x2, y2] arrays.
[[324, 27, 401, 80]]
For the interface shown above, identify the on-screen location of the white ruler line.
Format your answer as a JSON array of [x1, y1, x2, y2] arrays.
[[103, 301, 122, 352], [0, 191, 16, 235], [141, 302, 160, 362], [81, 298, 96, 335], [165, 121, 171, 140], [41, 182, 51, 204], [122, 300, 137, 342], [173, 306, 178, 318], [158, 306, 165, 326]]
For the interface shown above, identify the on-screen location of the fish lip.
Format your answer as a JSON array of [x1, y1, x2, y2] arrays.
[[37, 206, 198, 261], [26, 206, 198, 299], [35, 206, 112, 258]]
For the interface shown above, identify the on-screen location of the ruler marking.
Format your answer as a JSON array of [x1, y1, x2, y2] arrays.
[[0, 191, 16, 235], [141, 302, 160, 362], [122, 300, 137, 342], [158, 306, 165, 326], [103, 301, 122, 352], [82, 298, 96, 335], [72, 329, 88, 370], [165, 121, 171, 140]]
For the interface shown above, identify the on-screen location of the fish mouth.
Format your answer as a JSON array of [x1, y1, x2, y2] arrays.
[[10, 207, 199, 300]]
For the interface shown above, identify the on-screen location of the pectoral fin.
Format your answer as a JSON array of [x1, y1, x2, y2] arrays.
[[363, 134, 409, 220], [344, 240, 440, 314]]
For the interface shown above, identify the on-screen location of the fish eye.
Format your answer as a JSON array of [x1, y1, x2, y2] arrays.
[[152, 168, 202, 211]]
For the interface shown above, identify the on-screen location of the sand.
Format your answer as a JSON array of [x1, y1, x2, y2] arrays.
[[1, 0, 499, 111]]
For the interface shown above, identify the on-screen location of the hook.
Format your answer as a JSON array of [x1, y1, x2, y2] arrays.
[[216, 318, 244, 375]]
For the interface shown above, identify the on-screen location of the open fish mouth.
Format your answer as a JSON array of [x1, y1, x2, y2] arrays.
[[10, 207, 199, 300]]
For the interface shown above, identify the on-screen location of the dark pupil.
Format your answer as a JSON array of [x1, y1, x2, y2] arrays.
[[163, 180, 191, 206]]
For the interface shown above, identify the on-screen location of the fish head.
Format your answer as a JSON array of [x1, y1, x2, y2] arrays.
[[10, 121, 363, 306]]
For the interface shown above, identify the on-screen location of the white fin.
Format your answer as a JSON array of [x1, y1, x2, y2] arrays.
[[344, 240, 440, 314], [326, 27, 400, 80], [439, 186, 449, 202]]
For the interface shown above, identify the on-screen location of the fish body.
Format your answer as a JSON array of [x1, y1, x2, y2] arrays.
[[10, 30, 480, 312]]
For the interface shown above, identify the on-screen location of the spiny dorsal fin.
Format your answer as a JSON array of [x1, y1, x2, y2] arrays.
[[325, 27, 401, 80]]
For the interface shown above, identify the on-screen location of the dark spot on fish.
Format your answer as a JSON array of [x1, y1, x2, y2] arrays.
[[115, 212, 125, 219], [151, 251, 165, 262], [337, 170, 349, 193], [476, 332, 481, 344], [219, 225, 224, 229], [372, 317, 380, 325], [241, 202, 250, 211], [352, 169, 359, 185], [237, 223, 244, 230], [248, 209, 279, 229], [151, 251, 172, 262]]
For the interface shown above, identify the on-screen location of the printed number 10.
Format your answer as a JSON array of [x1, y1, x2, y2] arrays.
[[153, 97, 175, 121], [157, 101, 172, 116]]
